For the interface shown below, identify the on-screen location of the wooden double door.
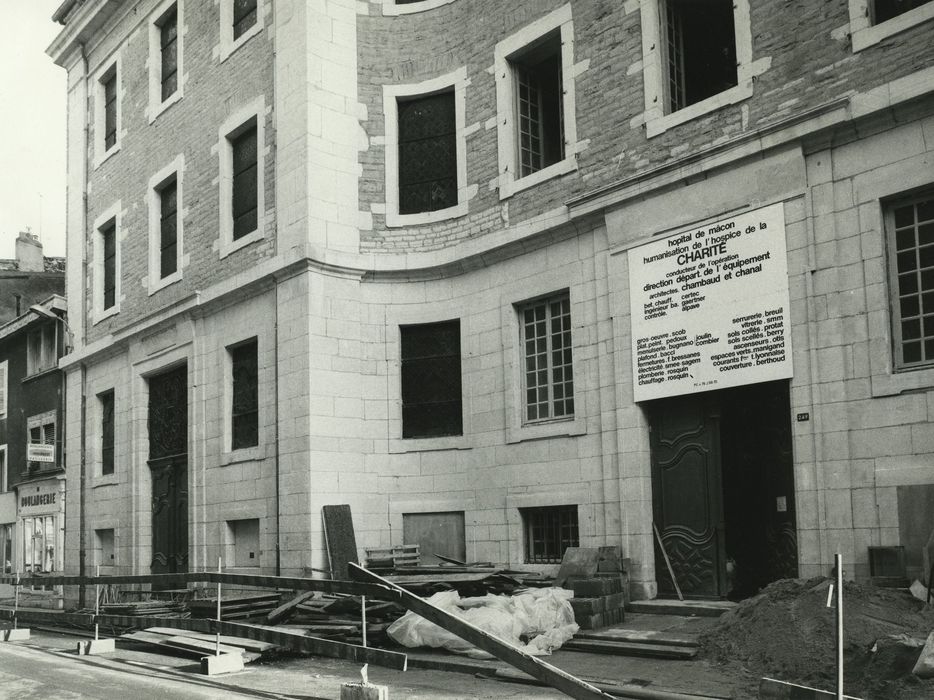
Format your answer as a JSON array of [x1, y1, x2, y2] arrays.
[[148, 364, 188, 576], [649, 380, 798, 599]]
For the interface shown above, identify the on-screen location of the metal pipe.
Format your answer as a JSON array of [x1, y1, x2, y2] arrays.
[[361, 595, 367, 648], [835, 553, 843, 700], [94, 564, 100, 641], [215, 557, 222, 656]]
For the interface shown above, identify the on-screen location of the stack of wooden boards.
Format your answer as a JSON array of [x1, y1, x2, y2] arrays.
[[364, 544, 420, 570], [278, 594, 405, 645], [120, 626, 277, 663], [188, 592, 280, 620], [556, 546, 630, 630], [102, 600, 188, 618], [563, 627, 699, 660]]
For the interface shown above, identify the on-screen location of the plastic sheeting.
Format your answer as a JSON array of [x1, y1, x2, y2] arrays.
[[387, 587, 579, 659]]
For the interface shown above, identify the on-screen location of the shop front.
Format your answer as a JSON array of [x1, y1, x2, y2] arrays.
[[15, 477, 65, 608]]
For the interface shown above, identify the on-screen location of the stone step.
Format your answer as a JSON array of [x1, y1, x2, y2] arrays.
[[627, 599, 735, 618]]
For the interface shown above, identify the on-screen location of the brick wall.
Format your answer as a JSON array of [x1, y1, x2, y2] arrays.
[[356, 0, 934, 253], [82, 0, 276, 345]]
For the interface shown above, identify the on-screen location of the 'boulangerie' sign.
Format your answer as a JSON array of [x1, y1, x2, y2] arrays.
[[628, 203, 793, 402]]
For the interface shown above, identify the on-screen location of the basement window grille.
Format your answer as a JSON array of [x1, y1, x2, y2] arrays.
[[522, 505, 579, 564]]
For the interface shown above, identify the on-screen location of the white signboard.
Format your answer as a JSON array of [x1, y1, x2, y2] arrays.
[[26, 443, 55, 463], [628, 203, 792, 402], [19, 480, 61, 516]]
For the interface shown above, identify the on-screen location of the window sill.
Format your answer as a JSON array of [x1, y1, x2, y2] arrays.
[[499, 156, 577, 200], [219, 228, 263, 259], [381, 0, 456, 16], [94, 143, 121, 171], [385, 201, 468, 228], [92, 305, 120, 326], [92, 475, 118, 488], [871, 364, 934, 397], [506, 415, 585, 445], [148, 90, 182, 125], [220, 444, 267, 465], [645, 81, 753, 138], [851, 5, 934, 52], [220, 23, 263, 64], [22, 367, 59, 383], [389, 434, 469, 454], [148, 270, 182, 296]]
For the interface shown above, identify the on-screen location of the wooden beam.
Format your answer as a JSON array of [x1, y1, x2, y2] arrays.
[[1, 609, 407, 671], [348, 563, 614, 700]]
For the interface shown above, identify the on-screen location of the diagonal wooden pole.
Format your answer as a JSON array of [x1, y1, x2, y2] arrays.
[[349, 563, 615, 700]]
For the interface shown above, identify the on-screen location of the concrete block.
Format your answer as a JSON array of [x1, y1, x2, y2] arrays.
[[3, 629, 30, 641], [200, 652, 245, 676], [76, 638, 116, 655], [340, 683, 389, 700]]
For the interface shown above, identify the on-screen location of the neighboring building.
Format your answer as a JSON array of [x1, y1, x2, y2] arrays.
[[0, 295, 68, 608], [48, 1, 934, 601], [0, 232, 67, 324]]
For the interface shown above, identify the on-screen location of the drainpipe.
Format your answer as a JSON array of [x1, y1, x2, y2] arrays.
[[274, 293, 281, 576], [77, 42, 89, 608]]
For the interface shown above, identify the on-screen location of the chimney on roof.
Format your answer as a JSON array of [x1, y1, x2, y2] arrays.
[[16, 231, 43, 272]]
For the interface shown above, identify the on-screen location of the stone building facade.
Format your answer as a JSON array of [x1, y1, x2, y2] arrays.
[[49, 0, 934, 600]]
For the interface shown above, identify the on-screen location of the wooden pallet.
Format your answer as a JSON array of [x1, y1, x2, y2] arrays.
[[364, 544, 419, 569]]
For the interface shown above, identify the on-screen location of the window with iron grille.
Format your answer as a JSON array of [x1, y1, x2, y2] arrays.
[[521, 294, 573, 423], [887, 190, 934, 369], [233, 0, 258, 40], [512, 32, 564, 178], [102, 70, 118, 151], [231, 124, 258, 240], [101, 220, 117, 310], [398, 92, 457, 215], [662, 0, 737, 113], [522, 505, 579, 564], [100, 390, 115, 476], [158, 5, 178, 102], [231, 339, 259, 449], [401, 320, 462, 438], [873, 0, 932, 23], [157, 177, 178, 279]]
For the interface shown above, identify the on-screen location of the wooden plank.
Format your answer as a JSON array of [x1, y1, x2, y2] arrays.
[[563, 639, 697, 660], [348, 563, 613, 700], [164, 635, 260, 661], [145, 627, 277, 653], [266, 590, 317, 625], [323, 505, 359, 581], [4, 609, 407, 671], [554, 548, 601, 587]]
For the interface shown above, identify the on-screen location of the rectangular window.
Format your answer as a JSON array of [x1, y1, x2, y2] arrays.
[[0, 523, 11, 574], [663, 0, 737, 113], [28, 418, 56, 470], [873, 0, 931, 23], [102, 71, 118, 151], [101, 220, 117, 310], [398, 92, 457, 215], [0, 361, 7, 418], [231, 124, 258, 240], [401, 320, 462, 438], [27, 324, 57, 376], [233, 0, 258, 40], [521, 294, 573, 422], [513, 32, 564, 178], [23, 515, 57, 576], [100, 390, 115, 476], [231, 339, 259, 450], [522, 505, 579, 564], [888, 191, 934, 369], [159, 5, 178, 101], [159, 178, 178, 279]]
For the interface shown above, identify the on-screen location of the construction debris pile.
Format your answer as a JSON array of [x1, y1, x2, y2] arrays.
[[700, 577, 934, 700], [387, 587, 579, 658]]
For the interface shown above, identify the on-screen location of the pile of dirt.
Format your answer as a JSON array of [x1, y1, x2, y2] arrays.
[[700, 577, 934, 699]]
